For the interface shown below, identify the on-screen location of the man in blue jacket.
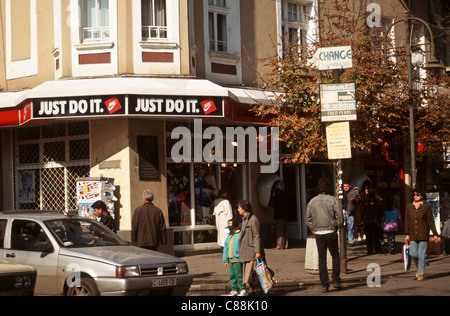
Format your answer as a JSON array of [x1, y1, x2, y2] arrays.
[[223, 218, 246, 296]]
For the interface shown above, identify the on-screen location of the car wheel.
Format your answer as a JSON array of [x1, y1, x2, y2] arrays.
[[66, 277, 100, 296]]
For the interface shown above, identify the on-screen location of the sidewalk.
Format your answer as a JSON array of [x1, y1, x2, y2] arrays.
[[181, 235, 450, 295]]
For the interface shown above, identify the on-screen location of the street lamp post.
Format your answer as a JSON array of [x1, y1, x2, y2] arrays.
[[384, 11, 444, 191]]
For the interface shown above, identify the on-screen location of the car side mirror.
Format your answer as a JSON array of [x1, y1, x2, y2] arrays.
[[35, 241, 53, 254]]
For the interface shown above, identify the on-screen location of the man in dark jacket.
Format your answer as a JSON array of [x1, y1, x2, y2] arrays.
[[132, 190, 167, 251], [92, 200, 116, 232], [306, 178, 344, 292]]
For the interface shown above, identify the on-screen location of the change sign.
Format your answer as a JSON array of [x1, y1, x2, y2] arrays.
[[320, 83, 357, 122], [312, 46, 353, 70]]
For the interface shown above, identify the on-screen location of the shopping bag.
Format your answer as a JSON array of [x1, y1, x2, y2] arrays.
[[254, 259, 276, 294], [402, 242, 411, 271]]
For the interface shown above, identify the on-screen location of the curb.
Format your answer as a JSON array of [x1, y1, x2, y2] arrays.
[[187, 268, 411, 295]]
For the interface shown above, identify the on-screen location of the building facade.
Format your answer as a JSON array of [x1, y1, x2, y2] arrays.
[[1, 0, 443, 252]]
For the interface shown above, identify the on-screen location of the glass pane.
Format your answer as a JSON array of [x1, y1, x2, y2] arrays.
[[42, 124, 66, 139], [18, 170, 38, 207], [167, 164, 192, 227], [44, 142, 66, 163], [194, 164, 218, 224], [217, 13, 227, 43], [155, 0, 166, 26], [69, 139, 90, 161], [84, 0, 96, 28], [19, 144, 40, 164], [99, 0, 109, 27], [305, 163, 335, 203], [141, 0, 151, 26]]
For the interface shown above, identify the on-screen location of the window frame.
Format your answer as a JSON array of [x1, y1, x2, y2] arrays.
[[208, 0, 229, 53], [281, 1, 312, 54], [141, 0, 168, 40], [81, 0, 110, 42]]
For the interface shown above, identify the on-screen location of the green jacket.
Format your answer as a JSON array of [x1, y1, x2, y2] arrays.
[[223, 230, 241, 263]]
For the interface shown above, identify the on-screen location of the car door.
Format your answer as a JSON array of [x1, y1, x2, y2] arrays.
[[5, 219, 59, 295]]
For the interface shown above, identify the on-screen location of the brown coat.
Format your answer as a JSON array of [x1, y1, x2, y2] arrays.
[[131, 202, 167, 248], [404, 202, 438, 241]]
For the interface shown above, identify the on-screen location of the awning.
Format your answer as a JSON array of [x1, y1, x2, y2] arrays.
[[0, 78, 230, 127]]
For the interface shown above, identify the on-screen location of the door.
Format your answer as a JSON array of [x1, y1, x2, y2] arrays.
[[5, 219, 59, 295]]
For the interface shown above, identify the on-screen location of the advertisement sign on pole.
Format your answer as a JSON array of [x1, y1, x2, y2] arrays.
[[320, 83, 357, 122], [326, 122, 352, 160]]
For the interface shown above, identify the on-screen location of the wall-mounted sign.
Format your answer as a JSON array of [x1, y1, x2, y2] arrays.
[[320, 83, 357, 122], [128, 95, 223, 117], [32, 95, 224, 119], [33, 95, 126, 118], [137, 135, 160, 181]]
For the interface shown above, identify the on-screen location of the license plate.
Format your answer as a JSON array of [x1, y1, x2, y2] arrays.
[[152, 278, 176, 287]]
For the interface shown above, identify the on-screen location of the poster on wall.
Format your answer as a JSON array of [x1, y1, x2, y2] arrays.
[[19, 170, 36, 204], [76, 178, 116, 220], [76, 181, 101, 219], [425, 192, 441, 235], [77, 181, 102, 203]]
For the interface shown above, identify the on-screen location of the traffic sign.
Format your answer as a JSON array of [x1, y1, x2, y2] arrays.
[[312, 46, 353, 70]]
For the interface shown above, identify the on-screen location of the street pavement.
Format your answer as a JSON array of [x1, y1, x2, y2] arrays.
[[181, 235, 450, 296]]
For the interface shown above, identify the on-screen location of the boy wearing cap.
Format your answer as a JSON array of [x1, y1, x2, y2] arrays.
[[223, 219, 246, 296]]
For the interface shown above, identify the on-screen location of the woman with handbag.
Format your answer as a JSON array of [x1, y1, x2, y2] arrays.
[[237, 200, 265, 291], [382, 198, 401, 254], [404, 188, 439, 281]]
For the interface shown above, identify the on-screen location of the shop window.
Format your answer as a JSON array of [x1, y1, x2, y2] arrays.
[[141, 0, 167, 40], [167, 163, 192, 227], [15, 123, 90, 213], [81, 0, 110, 41]]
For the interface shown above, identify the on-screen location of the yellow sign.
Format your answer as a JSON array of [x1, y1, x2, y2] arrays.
[[326, 122, 352, 159]]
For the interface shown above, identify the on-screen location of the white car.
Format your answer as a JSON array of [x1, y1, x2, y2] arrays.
[[0, 211, 192, 296]]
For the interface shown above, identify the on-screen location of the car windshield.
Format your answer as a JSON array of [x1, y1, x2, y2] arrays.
[[44, 218, 128, 248]]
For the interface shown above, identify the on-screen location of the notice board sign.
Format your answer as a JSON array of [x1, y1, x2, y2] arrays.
[[326, 122, 352, 160], [137, 135, 160, 181]]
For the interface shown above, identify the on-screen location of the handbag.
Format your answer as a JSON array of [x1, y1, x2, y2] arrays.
[[254, 259, 276, 294], [383, 222, 398, 232]]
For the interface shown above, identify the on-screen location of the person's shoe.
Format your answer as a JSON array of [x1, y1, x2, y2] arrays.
[[227, 291, 238, 296], [321, 287, 329, 293], [417, 275, 424, 281], [238, 290, 247, 296], [272, 247, 281, 250], [415, 273, 419, 279], [333, 282, 344, 290]]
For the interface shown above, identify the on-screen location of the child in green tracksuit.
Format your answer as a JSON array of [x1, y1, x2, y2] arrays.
[[222, 219, 246, 296]]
